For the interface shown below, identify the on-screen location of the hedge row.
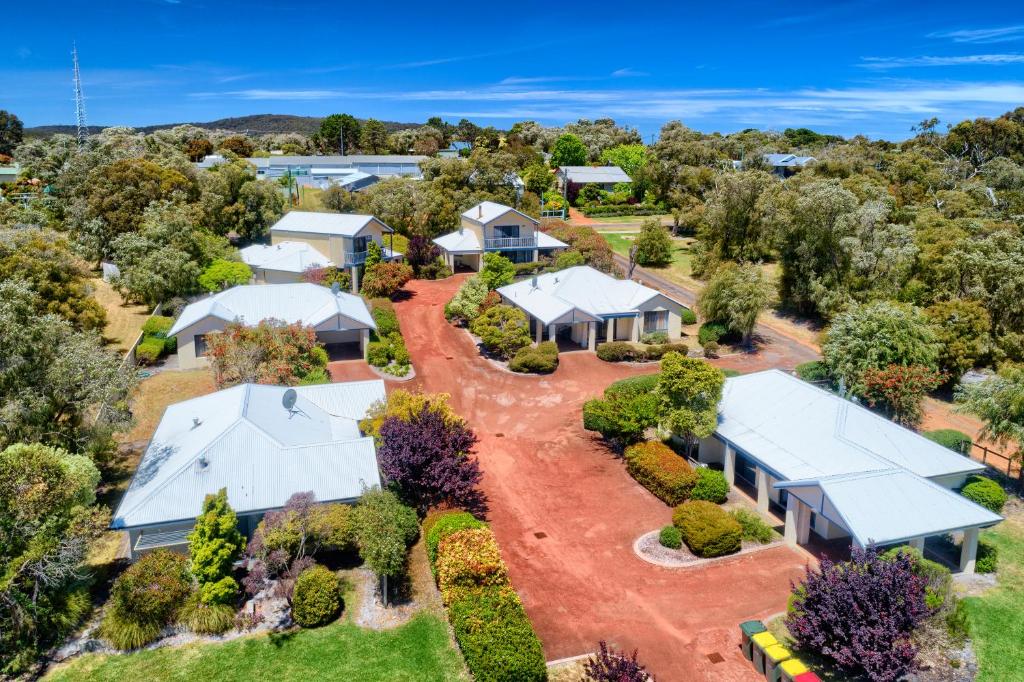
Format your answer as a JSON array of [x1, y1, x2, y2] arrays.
[[960, 475, 1007, 513], [624, 442, 696, 505], [672, 500, 742, 558], [596, 341, 689, 362], [368, 299, 411, 375], [924, 429, 973, 454], [136, 315, 177, 365], [430, 514, 546, 682], [580, 204, 665, 217]]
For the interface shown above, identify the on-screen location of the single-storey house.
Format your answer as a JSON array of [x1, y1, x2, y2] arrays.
[[249, 155, 428, 179], [269, 211, 402, 291], [732, 153, 817, 177], [168, 282, 376, 369], [433, 201, 567, 271], [497, 265, 689, 350], [556, 165, 631, 202], [696, 370, 1002, 573], [111, 380, 386, 560], [240, 241, 332, 284]]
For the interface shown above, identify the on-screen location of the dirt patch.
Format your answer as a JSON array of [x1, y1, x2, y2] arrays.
[[119, 369, 216, 444], [90, 277, 153, 352], [393, 276, 809, 682]]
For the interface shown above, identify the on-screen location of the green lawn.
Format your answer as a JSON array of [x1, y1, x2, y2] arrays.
[[963, 511, 1024, 682], [600, 232, 695, 278], [46, 611, 466, 682]]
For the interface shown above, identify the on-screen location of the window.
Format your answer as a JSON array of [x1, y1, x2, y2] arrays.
[[353, 235, 371, 252], [643, 310, 669, 332], [194, 334, 208, 358], [493, 224, 520, 239]]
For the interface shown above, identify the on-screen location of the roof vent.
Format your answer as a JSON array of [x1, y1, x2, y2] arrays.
[[192, 417, 202, 429], [531, 275, 538, 288], [331, 281, 341, 295], [477, 204, 483, 218]]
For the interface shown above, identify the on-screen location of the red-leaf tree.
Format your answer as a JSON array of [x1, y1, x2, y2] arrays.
[[860, 364, 945, 427], [786, 547, 928, 682], [361, 261, 413, 299], [206, 320, 328, 387]]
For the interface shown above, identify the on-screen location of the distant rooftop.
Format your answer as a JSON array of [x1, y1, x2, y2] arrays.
[[270, 211, 393, 237], [240, 241, 332, 273], [558, 165, 632, 184]]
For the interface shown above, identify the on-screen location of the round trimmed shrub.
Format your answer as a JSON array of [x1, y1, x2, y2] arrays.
[[291, 565, 342, 628], [509, 341, 559, 373], [690, 467, 729, 504], [976, 538, 998, 574], [435, 528, 508, 600], [681, 308, 697, 325], [625, 441, 697, 505], [425, 510, 487, 565], [366, 341, 392, 367], [659, 524, 682, 549], [643, 342, 689, 360], [923, 429, 972, 455], [672, 500, 742, 558], [698, 322, 729, 345], [960, 475, 1007, 513]]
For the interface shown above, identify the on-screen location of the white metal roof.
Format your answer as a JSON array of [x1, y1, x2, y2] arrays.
[[111, 381, 386, 529], [764, 153, 816, 167], [240, 241, 333, 273], [461, 201, 539, 226], [559, 165, 632, 184], [168, 283, 375, 337], [536, 231, 568, 249], [497, 265, 685, 326], [716, 370, 984, 481], [256, 155, 428, 166], [270, 211, 393, 237], [433, 229, 481, 253], [777, 470, 1002, 547]]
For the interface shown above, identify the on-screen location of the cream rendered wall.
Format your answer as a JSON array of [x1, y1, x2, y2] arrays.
[[271, 230, 335, 260], [636, 295, 686, 340], [697, 436, 726, 465], [479, 210, 537, 242], [175, 317, 228, 370], [262, 268, 304, 284]]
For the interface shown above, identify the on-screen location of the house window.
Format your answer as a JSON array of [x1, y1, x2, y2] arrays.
[[643, 310, 669, 332], [353, 235, 371, 252], [493, 225, 520, 239], [194, 334, 208, 358]]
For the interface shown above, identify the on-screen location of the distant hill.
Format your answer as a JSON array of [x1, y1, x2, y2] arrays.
[[25, 114, 421, 138]]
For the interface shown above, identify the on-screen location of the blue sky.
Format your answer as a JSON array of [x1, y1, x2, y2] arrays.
[[3, 1, 1024, 139]]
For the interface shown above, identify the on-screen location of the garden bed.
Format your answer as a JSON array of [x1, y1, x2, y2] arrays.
[[633, 529, 783, 569]]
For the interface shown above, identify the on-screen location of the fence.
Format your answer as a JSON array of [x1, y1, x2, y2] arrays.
[[121, 302, 164, 369], [970, 442, 1022, 488]]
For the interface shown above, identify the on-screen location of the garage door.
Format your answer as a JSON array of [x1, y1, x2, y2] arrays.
[[317, 330, 360, 344]]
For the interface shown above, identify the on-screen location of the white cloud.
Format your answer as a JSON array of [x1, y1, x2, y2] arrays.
[[860, 54, 1024, 69], [611, 67, 649, 78], [928, 25, 1024, 44]]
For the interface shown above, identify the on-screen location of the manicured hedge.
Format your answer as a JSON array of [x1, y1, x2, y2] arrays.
[[370, 299, 400, 338], [135, 337, 166, 365], [673, 500, 742, 558], [580, 204, 664, 217], [597, 341, 688, 362], [447, 584, 547, 682], [960, 475, 1007, 513], [425, 510, 488, 565], [923, 429, 972, 454], [606, 373, 660, 398], [367, 341, 391, 367], [509, 341, 559, 373], [435, 528, 509, 600], [432, 514, 546, 682], [292, 565, 342, 628], [624, 441, 697, 505], [690, 467, 730, 504]]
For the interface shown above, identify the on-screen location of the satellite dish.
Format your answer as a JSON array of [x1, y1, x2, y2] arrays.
[[282, 388, 298, 411]]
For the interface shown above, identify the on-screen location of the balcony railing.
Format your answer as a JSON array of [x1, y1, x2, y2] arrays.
[[484, 235, 537, 250], [344, 248, 399, 266]]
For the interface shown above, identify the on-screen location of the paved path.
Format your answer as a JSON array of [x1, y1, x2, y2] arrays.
[[393, 276, 809, 681]]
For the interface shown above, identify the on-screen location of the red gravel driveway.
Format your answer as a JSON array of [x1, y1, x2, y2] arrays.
[[394, 276, 809, 681]]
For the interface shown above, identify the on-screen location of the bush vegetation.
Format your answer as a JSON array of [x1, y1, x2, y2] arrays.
[[672, 500, 742, 558], [658, 525, 682, 549], [583, 640, 653, 681], [596, 340, 688, 362], [730, 509, 776, 543], [690, 467, 729, 503], [922, 429, 972, 454], [680, 308, 697, 325], [292, 565, 343, 628], [470, 304, 532, 360], [960, 475, 1007, 513], [178, 594, 235, 635], [425, 510, 488, 565], [436, 528, 509, 598], [624, 441, 696, 505], [583, 374, 660, 446], [101, 550, 193, 649], [976, 538, 999, 574], [509, 341, 559, 373], [795, 360, 830, 382]]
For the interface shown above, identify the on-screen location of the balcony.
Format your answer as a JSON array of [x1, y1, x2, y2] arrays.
[[484, 235, 537, 250], [344, 248, 400, 266]]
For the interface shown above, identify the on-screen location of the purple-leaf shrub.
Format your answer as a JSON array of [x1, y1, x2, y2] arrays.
[[377, 409, 485, 513], [785, 546, 928, 682], [583, 641, 652, 681]]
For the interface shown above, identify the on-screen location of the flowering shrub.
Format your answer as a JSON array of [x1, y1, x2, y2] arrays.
[[435, 528, 508, 601], [624, 441, 696, 505], [206, 320, 328, 387], [583, 640, 653, 681], [786, 547, 928, 681], [361, 261, 413, 298], [860, 364, 945, 427], [425, 510, 488, 565]]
